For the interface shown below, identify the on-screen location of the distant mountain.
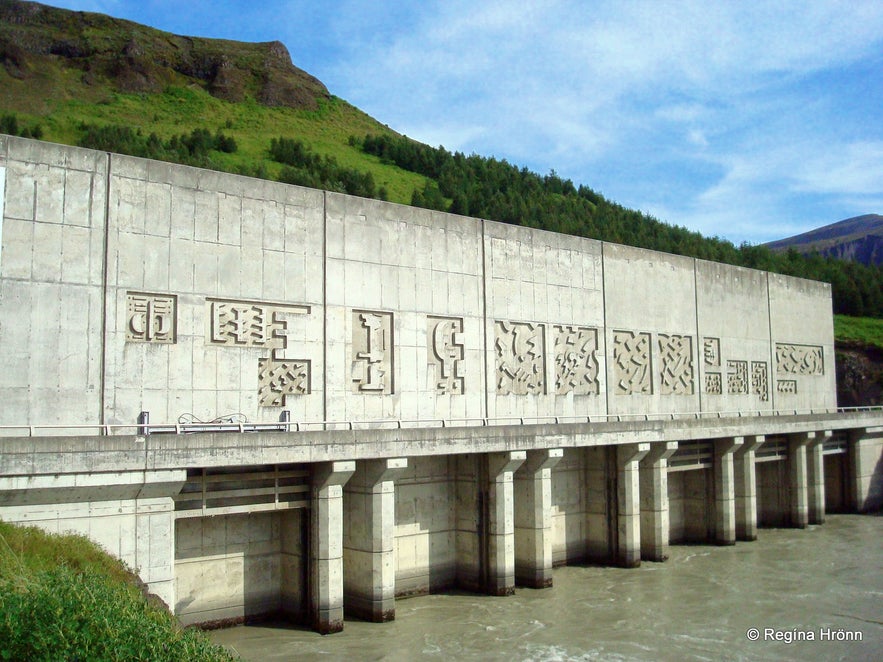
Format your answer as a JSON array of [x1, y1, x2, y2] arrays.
[[765, 214, 883, 266]]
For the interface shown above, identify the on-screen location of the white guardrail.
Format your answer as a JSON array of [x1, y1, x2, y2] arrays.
[[0, 407, 880, 437]]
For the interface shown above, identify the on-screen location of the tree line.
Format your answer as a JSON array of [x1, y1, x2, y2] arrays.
[[357, 133, 883, 318]]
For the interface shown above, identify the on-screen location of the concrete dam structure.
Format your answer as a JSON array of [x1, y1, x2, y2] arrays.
[[0, 134, 881, 634]]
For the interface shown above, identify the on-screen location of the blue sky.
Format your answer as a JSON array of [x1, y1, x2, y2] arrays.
[[41, 0, 883, 244]]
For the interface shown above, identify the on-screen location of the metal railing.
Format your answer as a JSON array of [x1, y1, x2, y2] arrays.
[[0, 406, 879, 438]]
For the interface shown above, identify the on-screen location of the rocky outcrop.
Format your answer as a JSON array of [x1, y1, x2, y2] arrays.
[[0, 0, 330, 109], [836, 344, 883, 407]]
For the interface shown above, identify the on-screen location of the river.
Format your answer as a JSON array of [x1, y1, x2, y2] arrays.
[[209, 514, 882, 661]]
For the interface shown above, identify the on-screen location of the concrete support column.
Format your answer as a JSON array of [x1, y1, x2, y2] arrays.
[[807, 431, 829, 525], [310, 460, 356, 634], [734, 435, 763, 541], [639, 441, 678, 561], [713, 437, 742, 545], [514, 448, 563, 588], [485, 451, 526, 596], [788, 434, 810, 528], [343, 457, 408, 622], [615, 443, 650, 568]]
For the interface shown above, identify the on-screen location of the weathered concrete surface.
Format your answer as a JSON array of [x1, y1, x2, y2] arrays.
[[0, 135, 842, 434]]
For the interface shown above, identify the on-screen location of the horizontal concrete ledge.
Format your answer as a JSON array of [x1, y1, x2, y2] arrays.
[[1, 411, 881, 477]]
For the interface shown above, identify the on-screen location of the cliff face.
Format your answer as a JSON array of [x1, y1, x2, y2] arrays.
[[836, 344, 883, 407], [0, 0, 330, 109]]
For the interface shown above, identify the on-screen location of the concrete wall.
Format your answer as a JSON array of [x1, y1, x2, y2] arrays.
[[394, 455, 456, 595], [550, 449, 589, 563], [174, 509, 306, 626], [668, 469, 714, 542], [0, 469, 183, 607], [756, 460, 790, 526], [0, 135, 839, 433]]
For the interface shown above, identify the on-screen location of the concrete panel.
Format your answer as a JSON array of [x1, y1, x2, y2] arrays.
[[0, 141, 107, 431], [768, 274, 836, 412], [696, 261, 773, 414], [484, 221, 606, 421], [603, 243, 699, 416], [175, 512, 283, 625], [325, 193, 484, 424]]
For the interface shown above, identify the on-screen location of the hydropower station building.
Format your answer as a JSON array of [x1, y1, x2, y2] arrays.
[[0, 135, 880, 633]]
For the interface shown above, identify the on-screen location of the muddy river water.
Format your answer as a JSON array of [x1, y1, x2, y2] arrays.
[[210, 514, 881, 661]]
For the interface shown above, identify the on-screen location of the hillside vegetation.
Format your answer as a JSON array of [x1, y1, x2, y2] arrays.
[[1, 0, 881, 320], [0, 519, 236, 661]]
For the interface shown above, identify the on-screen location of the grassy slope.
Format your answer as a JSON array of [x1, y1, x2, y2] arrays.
[[0, 519, 236, 661], [834, 315, 883, 351], [0, 60, 428, 204]]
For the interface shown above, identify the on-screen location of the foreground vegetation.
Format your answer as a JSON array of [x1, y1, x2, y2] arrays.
[[0, 520, 236, 662]]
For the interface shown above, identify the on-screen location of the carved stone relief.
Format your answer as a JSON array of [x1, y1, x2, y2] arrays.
[[612, 331, 652, 395], [495, 321, 546, 395], [554, 325, 600, 396], [428, 316, 465, 395], [727, 360, 749, 395], [751, 361, 769, 401], [703, 337, 721, 368], [777, 379, 798, 394], [209, 298, 308, 360], [705, 373, 723, 395], [207, 298, 311, 406], [126, 292, 176, 343], [776, 343, 824, 375], [258, 359, 311, 406], [352, 311, 394, 394], [658, 334, 694, 395]]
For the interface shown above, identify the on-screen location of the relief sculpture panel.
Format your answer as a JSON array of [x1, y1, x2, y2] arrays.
[[126, 292, 176, 343], [751, 361, 769, 402], [209, 298, 308, 360], [207, 298, 311, 406], [428, 316, 465, 395], [658, 334, 694, 395], [495, 321, 546, 395], [257, 359, 311, 406], [352, 311, 394, 394], [776, 343, 824, 375], [554, 325, 600, 396], [727, 360, 749, 395], [612, 330, 652, 395]]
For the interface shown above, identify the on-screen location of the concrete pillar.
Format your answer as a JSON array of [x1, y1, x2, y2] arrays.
[[343, 457, 408, 622], [807, 431, 829, 524], [734, 435, 763, 541], [485, 451, 526, 596], [639, 441, 678, 561], [615, 443, 650, 568], [788, 434, 810, 528], [310, 460, 356, 634], [514, 448, 563, 588], [713, 437, 742, 545]]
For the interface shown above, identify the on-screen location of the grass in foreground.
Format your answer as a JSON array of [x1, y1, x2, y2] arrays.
[[0, 520, 237, 662]]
